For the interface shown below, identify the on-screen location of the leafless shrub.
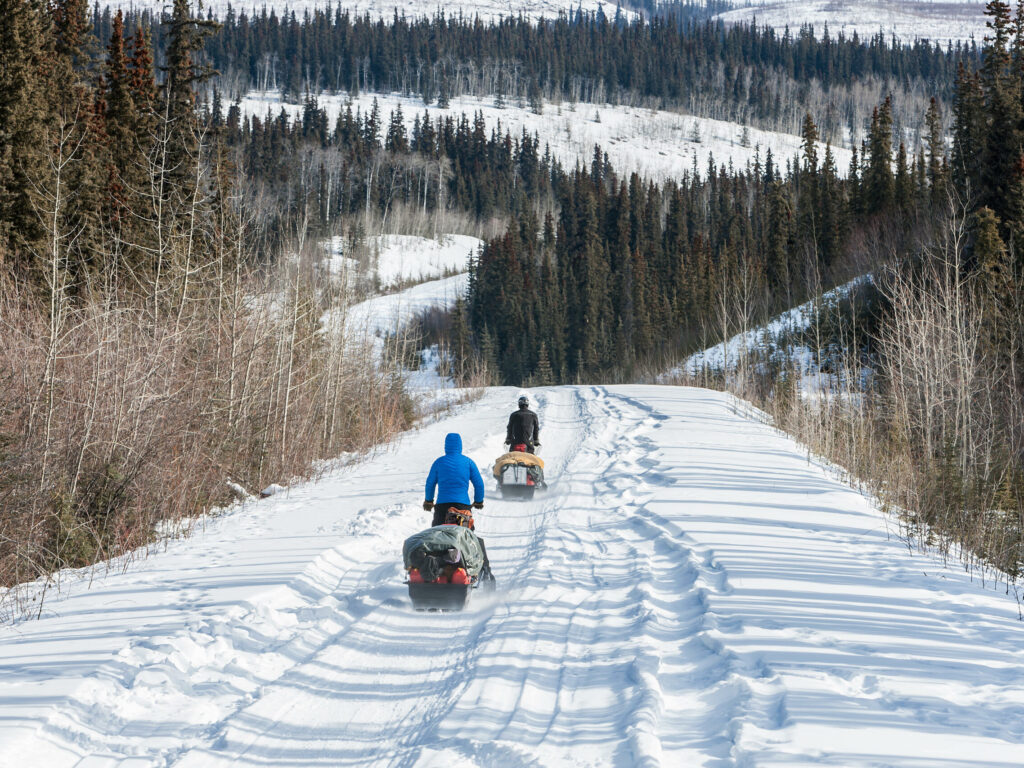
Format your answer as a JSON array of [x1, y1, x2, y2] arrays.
[[0, 202, 415, 621], [666, 201, 1024, 591]]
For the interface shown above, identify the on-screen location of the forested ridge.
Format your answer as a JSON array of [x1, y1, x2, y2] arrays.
[[97, 4, 976, 138]]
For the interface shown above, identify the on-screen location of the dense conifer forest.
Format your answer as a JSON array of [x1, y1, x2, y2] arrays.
[[99, 4, 976, 139]]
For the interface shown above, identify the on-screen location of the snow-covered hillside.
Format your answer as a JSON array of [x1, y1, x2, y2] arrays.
[[670, 276, 867, 378], [99, 0, 986, 43], [323, 233, 480, 290], [343, 272, 468, 339], [98, 0, 627, 22], [2, 385, 1022, 767], [240, 90, 853, 183], [716, 0, 986, 44]]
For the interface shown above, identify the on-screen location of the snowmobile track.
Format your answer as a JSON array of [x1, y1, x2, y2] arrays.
[[3, 386, 1024, 768]]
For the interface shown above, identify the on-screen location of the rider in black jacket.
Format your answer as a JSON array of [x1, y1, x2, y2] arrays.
[[505, 396, 540, 454]]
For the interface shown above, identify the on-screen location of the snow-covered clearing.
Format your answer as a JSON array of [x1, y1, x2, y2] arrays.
[[2, 385, 1023, 767], [327, 267, 469, 394], [343, 272, 468, 340], [238, 90, 853, 183], [716, 0, 986, 45], [324, 233, 480, 290]]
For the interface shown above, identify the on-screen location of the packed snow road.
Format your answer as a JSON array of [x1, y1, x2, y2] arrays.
[[2, 386, 1023, 767]]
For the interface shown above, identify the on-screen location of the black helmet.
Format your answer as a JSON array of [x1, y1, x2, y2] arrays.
[[518, 395, 529, 407]]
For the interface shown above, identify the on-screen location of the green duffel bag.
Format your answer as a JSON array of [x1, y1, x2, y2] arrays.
[[403, 524, 486, 582]]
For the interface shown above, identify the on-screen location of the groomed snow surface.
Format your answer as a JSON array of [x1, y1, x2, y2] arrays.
[[2, 385, 1023, 767]]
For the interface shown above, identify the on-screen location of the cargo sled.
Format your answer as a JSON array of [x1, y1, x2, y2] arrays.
[[493, 445, 546, 500], [403, 518, 495, 612]]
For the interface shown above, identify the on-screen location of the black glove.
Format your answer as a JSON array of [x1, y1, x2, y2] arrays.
[[534, 442, 541, 447], [423, 500, 434, 511], [472, 501, 483, 510]]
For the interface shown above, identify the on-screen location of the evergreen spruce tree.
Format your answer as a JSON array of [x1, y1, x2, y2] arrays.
[[0, 0, 52, 267], [925, 97, 947, 207], [765, 181, 794, 304], [846, 144, 862, 216], [819, 142, 845, 268], [894, 142, 913, 210], [974, 205, 1014, 369], [162, 0, 219, 200], [103, 11, 138, 227], [952, 63, 986, 200], [797, 112, 820, 260], [49, 0, 106, 281], [534, 342, 554, 386], [385, 105, 408, 152], [865, 98, 894, 214], [980, 0, 1021, 223]]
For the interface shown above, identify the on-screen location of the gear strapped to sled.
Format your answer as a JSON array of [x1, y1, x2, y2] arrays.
[[492, 450, 546, 488], [403, 525, 486, 583], [444, 507, 475, 529], [403, 522, 495, 611]]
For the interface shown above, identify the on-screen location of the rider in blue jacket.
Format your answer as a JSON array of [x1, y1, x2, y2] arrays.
[[424, 433, 485, 526]]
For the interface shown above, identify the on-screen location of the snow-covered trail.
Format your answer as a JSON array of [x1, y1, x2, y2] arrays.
[[2, 386, 1023, 767]]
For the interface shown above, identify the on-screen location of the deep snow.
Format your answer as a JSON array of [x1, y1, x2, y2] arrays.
[[2, 385, 1023, 767]]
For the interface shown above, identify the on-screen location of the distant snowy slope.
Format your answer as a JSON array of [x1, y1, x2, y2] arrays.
[[97, 0, 627, 22], [713, 0, 987, 44], [322, 233, 480, 289], [240, 90, 854, 183], [99, 0, 983, 42], [319, 233, 478, 344], [671, 276, 868, 378], [342, 272, 468, 339], [2, 385, 1023, 767]]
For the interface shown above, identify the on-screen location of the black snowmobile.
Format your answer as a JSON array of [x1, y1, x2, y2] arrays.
[[403, 510, 495, 611]]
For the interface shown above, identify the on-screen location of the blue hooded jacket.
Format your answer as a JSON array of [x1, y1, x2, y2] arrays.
[[425, 433, 485, 505]]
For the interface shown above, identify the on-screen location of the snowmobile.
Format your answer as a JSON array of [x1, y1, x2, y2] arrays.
[[403, 509, 495, 611], [493, 444, 547, 500]]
